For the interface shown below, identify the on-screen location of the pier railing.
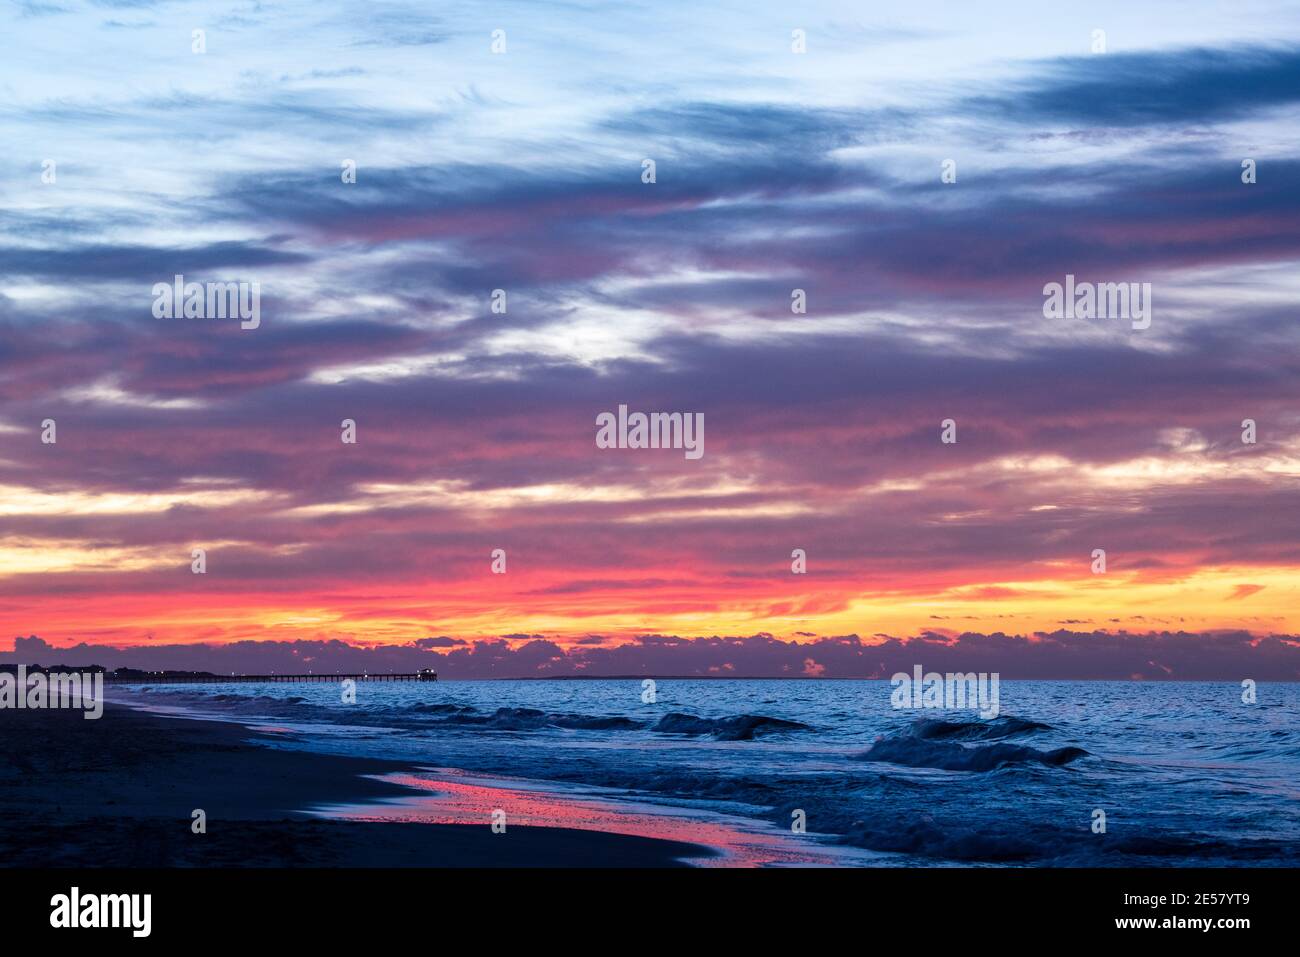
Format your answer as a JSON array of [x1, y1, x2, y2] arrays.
[[102, 672, 437, 684]]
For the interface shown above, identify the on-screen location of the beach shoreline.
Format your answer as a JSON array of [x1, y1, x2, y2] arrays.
[[0, 702, 711, 867]]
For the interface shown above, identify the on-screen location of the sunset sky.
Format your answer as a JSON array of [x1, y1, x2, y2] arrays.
[[1, 1, 1299, 675]]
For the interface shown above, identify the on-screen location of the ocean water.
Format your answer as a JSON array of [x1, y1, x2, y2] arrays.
[[113, 678, 1300, 867]]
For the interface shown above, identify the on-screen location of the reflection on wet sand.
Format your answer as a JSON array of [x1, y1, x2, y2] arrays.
[[309, 768, 892, 868]]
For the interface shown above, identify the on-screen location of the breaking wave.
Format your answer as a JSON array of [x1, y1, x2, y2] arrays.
[[857, 716, 1086, 771]]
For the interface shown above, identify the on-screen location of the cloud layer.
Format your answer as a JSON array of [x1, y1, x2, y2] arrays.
[[8, 631, 1298, 681], [2, 3, 1299, 670]]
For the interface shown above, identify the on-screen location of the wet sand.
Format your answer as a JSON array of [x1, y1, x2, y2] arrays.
[[0, 703, 711, 867]]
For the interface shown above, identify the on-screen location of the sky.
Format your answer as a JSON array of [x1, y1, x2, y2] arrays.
[[1, 1, 1299, 677]]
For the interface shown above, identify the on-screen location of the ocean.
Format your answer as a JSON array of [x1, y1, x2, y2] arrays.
[[111, 678, 1300, 867]]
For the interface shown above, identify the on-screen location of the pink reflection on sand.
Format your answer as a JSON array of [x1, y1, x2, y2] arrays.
[[311, 768, 877, 867]]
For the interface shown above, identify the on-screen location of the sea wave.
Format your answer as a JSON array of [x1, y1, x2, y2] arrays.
[[426, 706, 643, 732], [910, 715, 1052, 741], [857, 716, 1085, 771], [651, 712, 813, 741], [858, 737, 1088, 771], [834, 817, 1300, 865], [117, 687, 808, 740]]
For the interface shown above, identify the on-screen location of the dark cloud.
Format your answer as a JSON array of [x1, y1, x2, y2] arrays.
[[968, 44, 1300, 126], [0, 241, 307, 281], [7, 630, 1298, 680]]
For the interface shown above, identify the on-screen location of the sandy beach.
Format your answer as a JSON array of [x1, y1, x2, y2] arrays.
[[0, 703, 710, 867]]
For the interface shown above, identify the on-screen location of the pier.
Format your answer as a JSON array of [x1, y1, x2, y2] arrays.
[[102, 668, 437, 685]]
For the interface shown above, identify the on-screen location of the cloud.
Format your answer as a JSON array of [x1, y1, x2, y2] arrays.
[[0, 241, 307, 281], [7, 630, 1298, 680], [1228, 584, 1266, 601], [412, 636, 466, 647], [802, 657, 826, 677], [967, 45, 1300, 126]]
